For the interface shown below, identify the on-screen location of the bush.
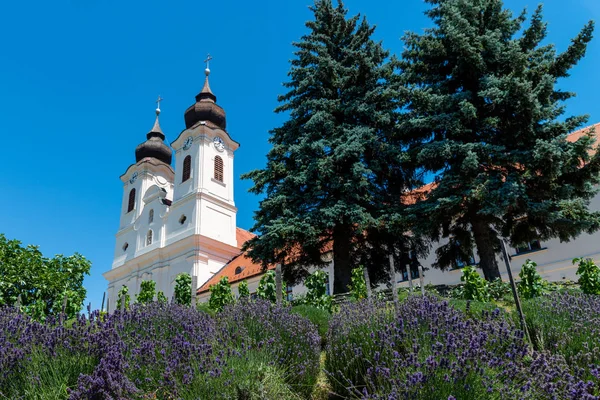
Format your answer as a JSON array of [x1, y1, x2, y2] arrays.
[[257, 271, 284, 303], [174, 273, 192, 306], [209, 277, 234, 312], [574, 257, 600, 295], [291, 304, 330, 346], [217, 299, 321, 397], [116, 285, 130, 311], [348, 267, 367, 300], [136, 280, 156, 304], [157, 291, 168, 304], [488, 278, 511, 301], [326, 296, 599, 399], [517, 259, 544, 299], [304, 270, 333, 312], [460, 266, 489, 302], [238, 280, 250, 298]]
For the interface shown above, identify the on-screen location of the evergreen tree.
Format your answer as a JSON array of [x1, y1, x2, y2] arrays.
[[400, 0, 600, 280], [243, 0, 403, 293]]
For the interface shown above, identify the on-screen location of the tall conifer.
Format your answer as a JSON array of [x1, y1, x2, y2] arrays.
[[243, 0, 403, 293], [400, 0, 600, 280]]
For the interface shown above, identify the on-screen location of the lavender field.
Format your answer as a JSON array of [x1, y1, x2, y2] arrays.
[[2, 293, 600, 399]]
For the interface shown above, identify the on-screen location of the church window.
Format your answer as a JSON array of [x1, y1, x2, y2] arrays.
[[214, 156, 224, 182], [146, 230, 153, 246], [127, 189, 136, 213], [149, 209, 154, 224], [179, 215, 187, 225], [235, 266, 245, 275], [182, 155, 191, 183], [122, 242, 129, 252]]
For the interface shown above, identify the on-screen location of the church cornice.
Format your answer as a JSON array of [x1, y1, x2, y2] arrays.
[[120, 158, 175, 183], [169, 190, 237, 214], [171, 122, 240, 152]]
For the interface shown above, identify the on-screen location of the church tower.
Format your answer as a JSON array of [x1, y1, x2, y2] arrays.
[[105, 58, 243, 308], [168, 60, 239, 248]]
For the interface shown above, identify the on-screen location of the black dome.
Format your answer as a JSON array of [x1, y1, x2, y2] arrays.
[[135, 117, 173, 165], [183, 74, 227, 129]]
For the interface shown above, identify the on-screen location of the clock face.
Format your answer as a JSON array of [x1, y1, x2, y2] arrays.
[[213, 136, 225, 152], [129, 172, 138, 184], [183, 136, 194, 150]]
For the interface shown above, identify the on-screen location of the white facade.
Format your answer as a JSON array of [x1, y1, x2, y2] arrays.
[[103, 76, 243, 309]]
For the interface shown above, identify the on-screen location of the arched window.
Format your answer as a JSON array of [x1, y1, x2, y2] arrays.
[[214, 156, 224, 182], [235, 266, 245, 275], [182, 155, 191, 183], [127, 189, 136, 213], [146, 230, 153, 246], [148, 209, 154, 224]]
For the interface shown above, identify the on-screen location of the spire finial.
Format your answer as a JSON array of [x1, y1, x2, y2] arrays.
[[155, 95, 163, 116], [204, 53, 213, 76]]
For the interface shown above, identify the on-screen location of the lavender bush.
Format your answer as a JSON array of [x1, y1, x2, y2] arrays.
[[1, 299, 320, 399], [326, 296, 600, 399]]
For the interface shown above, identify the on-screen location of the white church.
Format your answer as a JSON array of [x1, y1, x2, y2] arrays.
[[103, 64, 255, 307], [104, 63, 600, 306]]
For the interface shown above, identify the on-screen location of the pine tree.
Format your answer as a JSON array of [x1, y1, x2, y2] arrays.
[[400, 0, 600, 280], [243, 0, 403, 293]]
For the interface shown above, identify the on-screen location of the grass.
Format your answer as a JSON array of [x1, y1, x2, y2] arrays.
[[290, 305, 330, 347]]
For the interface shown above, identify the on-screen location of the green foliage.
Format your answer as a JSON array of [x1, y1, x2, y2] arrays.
[[136, 280, 156, 304], [574, 257, 600, 295], [449, 299, 506, 320], [518, 260, 544, 300], [157, 291, 167, 304], [173, 273, 192, 306], [0, 234, 91, 320], [196, 301, 217, 317], [488, 279, 512, 301], [256, 271, 285, 303], [348, 267, 368, 300], [460, 266, 489, 302], [209, 277, 234, 312], [402, 0, 600, 281], [117, 285, 130, 311], [238, 280, 250, 298], [304, 270, 333, 312], [241, 0, 409, 294]]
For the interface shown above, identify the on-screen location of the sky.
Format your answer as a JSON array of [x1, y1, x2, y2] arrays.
[[0, 0, 598, 310]]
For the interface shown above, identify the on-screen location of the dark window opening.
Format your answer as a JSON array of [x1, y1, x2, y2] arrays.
[[182, 155, 191, 183], [214, 156, 224, 182], [516, 240, 543, 255], [127, 189, 136, 213]]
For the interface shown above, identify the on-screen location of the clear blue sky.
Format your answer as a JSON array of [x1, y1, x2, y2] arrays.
[[1, 0, 598, 310]]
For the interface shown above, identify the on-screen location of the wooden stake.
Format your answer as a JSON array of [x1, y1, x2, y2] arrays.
[[389, 254, 399, 312], [418, 264, 425, 296], [120, 293, 126, 313], [275, 264, 283, 306], [101, 292, 106, 313], [500, 239, 531, 343], [407, 264, 414, 294]]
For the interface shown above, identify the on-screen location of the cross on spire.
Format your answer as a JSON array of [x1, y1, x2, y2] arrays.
[[204, 53, 213, 70], [155, 95, 163, 115]]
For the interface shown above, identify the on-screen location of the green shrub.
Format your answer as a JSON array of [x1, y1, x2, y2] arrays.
[[517, 260, 544, 299], [304, 270, 333, 312], [157, 291, 167, 304], [574, 257, 600, 295], [174, 273, 192, 306], [460, 266, 489, 302], [209, 277, 234, 312], [116, 285, 130, 310], [257, 271, 284, 303], [196, 301, 216, 316], [488, 278, 511, 301], [238, 280, 250, 298], [448, 298, 504, 319], [348, 267, 367, 300], [136, 280, 156, 304]]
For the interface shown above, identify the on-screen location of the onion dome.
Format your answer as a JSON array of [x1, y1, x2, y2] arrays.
[[135, 105, 173, 165], [184, 67, 227, 129]]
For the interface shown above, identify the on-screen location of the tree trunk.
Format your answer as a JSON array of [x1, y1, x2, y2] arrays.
[[471, 219, 501, 281], [332, 225, 352, 294]]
